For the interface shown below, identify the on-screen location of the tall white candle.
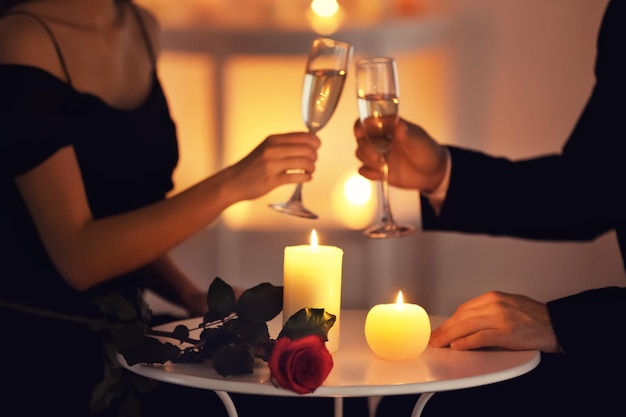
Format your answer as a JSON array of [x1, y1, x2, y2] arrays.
[[283, 229, 343, 353]]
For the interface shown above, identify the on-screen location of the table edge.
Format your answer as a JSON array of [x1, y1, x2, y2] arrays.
[[119, 310, 541, 397]]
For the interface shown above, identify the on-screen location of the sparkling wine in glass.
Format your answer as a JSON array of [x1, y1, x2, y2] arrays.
[[269, 37, 353, 219], [355, 57, 415, 238]]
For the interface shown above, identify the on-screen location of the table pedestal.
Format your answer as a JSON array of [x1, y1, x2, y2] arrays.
[[212, 391, 434, 417]]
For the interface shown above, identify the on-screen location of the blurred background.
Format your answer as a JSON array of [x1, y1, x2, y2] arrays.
[[136, 0, 624, 318]]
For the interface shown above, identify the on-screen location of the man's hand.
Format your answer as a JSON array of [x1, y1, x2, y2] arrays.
[[429, 291, 561, 353], [354, 118, 449, 193]]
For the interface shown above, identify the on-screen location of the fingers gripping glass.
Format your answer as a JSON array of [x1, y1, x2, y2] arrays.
[[269, 37, 353, 219], [355, 57, 415, 238]]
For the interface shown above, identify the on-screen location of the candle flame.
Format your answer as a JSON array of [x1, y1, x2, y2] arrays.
[[396, 291, 404, 306], [310, 229, 319, 251]]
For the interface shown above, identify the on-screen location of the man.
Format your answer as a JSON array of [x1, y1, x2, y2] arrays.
[[355, 1, 625, 415]]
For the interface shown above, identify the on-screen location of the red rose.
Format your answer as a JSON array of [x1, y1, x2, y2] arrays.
[[269, 334, 334, 394]]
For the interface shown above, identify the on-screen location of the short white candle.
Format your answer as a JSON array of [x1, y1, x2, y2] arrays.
[[283, 229, 343, 353], [364, 291, 431, 360]]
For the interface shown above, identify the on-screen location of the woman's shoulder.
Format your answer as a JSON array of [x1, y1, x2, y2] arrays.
[[0, 11, 66, 79], [126, 1, 162, 56]]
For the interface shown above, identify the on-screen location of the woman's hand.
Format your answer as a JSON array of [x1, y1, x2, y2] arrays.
[[223, 132, 321, 203]]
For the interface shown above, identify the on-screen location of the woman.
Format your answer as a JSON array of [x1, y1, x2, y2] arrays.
[[0, 1, 321, 416]]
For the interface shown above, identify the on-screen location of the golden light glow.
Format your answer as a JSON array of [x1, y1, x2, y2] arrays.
[[344, 174, 371, 206], [158, 51, 215, 196], [310, 0, 339, 18], [159, 50, 441, 232], [331, 172, 376, 230], [307, 0, 344, 35]]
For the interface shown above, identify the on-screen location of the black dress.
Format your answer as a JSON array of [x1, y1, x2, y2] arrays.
[[0, 3, 178, 415]]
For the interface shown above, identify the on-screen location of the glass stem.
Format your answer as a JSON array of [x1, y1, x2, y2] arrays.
[[288, 126, 317, 204], [379, 156, 396, 226], [288, 183, 304, 203]]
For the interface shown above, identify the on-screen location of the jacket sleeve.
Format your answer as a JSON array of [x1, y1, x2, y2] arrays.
[[547, 286, 626, 359], [421, 144, 616, 242]]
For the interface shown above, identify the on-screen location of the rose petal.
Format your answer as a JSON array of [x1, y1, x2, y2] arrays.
[[268, 335, 333, 394]]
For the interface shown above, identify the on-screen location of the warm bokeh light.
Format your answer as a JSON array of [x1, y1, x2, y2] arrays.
[[307, 0, 344, 35], [344, 174, 372, 206], [310, 0, 339, 18], [331, 172, 376, 230], [158, 51, 441, 231], [147, 3, 447, 232], [195, 52, 437, 231], [158, 51, 215, 196]]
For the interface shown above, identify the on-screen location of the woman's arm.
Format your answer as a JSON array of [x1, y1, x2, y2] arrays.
[[15, 132, 319, 291]]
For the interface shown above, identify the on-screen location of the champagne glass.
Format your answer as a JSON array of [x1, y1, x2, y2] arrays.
[[269, 37, 353, 219], [355, 57, 415, 238]]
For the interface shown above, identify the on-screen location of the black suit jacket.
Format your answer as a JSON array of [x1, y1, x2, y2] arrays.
[[421, 0, 625, 364]]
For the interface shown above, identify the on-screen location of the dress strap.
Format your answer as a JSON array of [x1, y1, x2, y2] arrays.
[[4, 10, 73, 86], [126, 2, 156, 68]]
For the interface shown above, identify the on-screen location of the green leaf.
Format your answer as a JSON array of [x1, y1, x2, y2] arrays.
[[118, 335, 181, 366], [278, 308, 336, 341], [252, 339, 276, 362], [231, 319, 270, 346], [200, 325, 233, 351], [206, 277, 236, 321], [113, 322, 181, 366], [212, 344, 254, 376], [236, 282, 283, 322], [91, 292, 139, 322]]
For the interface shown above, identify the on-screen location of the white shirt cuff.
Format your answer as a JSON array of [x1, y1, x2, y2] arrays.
[[420, 148, 451, 213]]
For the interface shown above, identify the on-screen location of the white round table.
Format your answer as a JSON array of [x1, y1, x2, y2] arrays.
[[119, 310, 540, 417]]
